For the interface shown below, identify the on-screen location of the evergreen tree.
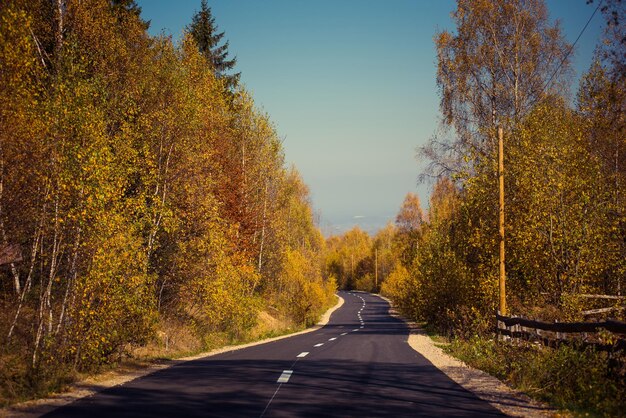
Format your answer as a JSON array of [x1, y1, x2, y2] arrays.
[[187, 0, 240, 90]]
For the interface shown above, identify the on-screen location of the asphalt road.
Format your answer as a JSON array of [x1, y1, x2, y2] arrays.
[[42, 291, 506, 417]]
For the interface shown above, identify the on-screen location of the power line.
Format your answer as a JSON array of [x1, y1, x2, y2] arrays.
[[540, 0, 603, 95]]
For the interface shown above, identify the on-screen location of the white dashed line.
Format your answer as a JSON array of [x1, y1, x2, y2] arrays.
[[353, 328, 359, 332], [297, 352, 309, 358], [314, 343, 324, 347], [277, 370, 293, 383], [341, 332, 347, 336], [360, 326, 364, 328], [328, 337, 337, 341]]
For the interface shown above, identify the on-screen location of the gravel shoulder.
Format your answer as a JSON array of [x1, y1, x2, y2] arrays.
[[2, 295, 344, 418], [376, 294, 562, 418]]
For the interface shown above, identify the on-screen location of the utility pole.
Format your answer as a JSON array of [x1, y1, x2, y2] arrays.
[[351, 254, 354, 281], [375, 248, 378, 290], [498, 126, 507, 316]]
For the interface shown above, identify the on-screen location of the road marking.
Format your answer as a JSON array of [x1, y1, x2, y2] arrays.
[[328, 337, 337, 341], [297, 352, 309, 358], [341, 332, 347, 336], [360, 326, 364, 328], [277, 370, 293, 383], [353, 328, 359, 332], [314, 343, 324, 347]]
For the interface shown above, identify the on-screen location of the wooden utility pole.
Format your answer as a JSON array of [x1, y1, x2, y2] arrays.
[[498, 126, 507, 316], [375, 248, 378, 290]]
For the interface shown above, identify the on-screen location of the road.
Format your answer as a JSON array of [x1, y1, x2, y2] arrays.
[[42, 291, 505, 417]]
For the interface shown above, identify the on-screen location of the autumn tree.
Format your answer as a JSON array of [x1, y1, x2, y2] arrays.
[[394, 192, 425, 267], [370, 223, 398, 292], [576, 1, 625, 296], [425, 0, 571, 176]]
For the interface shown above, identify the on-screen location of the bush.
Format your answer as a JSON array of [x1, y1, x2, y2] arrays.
[[447, 336, 626, 416]]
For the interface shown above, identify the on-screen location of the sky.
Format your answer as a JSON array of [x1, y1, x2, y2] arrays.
[[136, 0, 605, 236]]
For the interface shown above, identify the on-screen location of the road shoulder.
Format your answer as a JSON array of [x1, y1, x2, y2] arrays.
[[375, 294, 560, 418], [2, 295, 344, 418]]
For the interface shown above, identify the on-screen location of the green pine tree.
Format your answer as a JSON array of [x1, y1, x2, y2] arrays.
[[187, 0, 240, 90]]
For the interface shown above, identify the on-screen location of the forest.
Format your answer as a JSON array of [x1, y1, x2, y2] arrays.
[[324, 0, 625, 414], [0, 0, 335, 403]]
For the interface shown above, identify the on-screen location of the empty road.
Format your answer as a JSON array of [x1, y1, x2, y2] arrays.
[[43, 291, 505, 417]]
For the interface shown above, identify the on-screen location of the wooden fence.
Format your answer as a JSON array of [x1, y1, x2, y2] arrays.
[[495, 313, 626, 352]]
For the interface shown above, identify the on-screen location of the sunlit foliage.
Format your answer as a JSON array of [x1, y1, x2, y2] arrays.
[[0, 0, 334, 403]]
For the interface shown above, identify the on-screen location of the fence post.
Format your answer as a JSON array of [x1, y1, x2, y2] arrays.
[[497, 312, 509, 342]]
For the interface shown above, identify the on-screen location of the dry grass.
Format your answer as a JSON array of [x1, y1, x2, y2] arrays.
[[132, 318, 203, 360]]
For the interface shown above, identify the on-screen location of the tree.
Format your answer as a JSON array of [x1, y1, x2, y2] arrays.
[[577, 0, 625, 296], [588, 0, 625, 81], [187, 0, 240, 90], [425, 0, 571, 176], [507, 99, 611, 309], [110, 0, 149, 29], [395, 193, 425, 233], [394, 193, 425, 266]]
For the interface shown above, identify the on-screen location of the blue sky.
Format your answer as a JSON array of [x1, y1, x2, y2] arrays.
[[136, 0, 605, 235]]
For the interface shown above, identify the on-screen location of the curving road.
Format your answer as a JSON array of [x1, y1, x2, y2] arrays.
[[42, 291, 505, 417]]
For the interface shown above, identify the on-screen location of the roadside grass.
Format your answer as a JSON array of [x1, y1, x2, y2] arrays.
[[433, 333, 626, 417], [420, 323, 450, 346]]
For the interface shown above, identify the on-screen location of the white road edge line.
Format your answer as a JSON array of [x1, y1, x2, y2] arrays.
[[296, 352, 309, 358]]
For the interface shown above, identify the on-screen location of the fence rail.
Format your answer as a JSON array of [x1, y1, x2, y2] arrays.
[[495, 313, 626, 351]]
